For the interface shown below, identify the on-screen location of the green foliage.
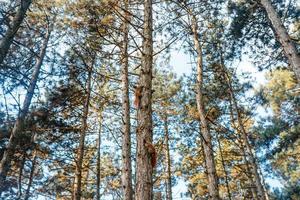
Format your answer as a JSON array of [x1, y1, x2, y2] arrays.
[[263, 69, 297, 115], [256, 68, 300, 198]]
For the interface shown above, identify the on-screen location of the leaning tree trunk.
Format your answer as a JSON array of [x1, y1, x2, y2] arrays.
[[163, 115, 172, 200], [0, 29, 50, 194], [135, 0, 153, 199], [224, 71, 266, 200], [0, 0, 32, 65], [258, 165, 270, 200], [260, 0, 300, 81], [73, 66, 92, 200], [190, 14, 220, 200], [121, 1, 133, 199]]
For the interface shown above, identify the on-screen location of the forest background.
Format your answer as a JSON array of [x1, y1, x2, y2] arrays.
[[0, 0, 299, 200]]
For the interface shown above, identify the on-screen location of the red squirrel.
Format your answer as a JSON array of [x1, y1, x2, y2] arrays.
[[134, 86, 142, 108], [145, 141, 156, 168]]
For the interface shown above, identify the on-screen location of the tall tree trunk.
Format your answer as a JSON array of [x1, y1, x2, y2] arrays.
[[0, 29, 51, 194], [121, 1, 133, 199], [0, 0, 32, 65], [24, 150, 37, 200], [260, 0, 300, 81], [163, 115, 172, 200], [224, 71, 266, 200], [83, 159, 90, 196], [73, 67, 92, 200], [96, 112, 102, 200], [190, 14, 220, 200], [135, 0, 153, 199]]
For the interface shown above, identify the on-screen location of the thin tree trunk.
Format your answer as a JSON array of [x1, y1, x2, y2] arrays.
[[190, 14, 220, 200], [154, 191, 162, 200], [121, 1, 133, 199], [0, 29, 51, 194], [258, 166, 270, 200], [83, 159, 90, 196], [260, 0, 300, 81], [16, 153, 26, 199], [96, 112, 102, 200], [215, 133, 232, 200], [163, 115, 172, 200], [224, 71, 266, 200], [135, 0, 153, 199], [24, 150, 37, 200], [0, 0, 32, 65], [73, 66, 92, 200]]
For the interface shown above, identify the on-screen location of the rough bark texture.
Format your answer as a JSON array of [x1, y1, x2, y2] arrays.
[[225, 72, 266, 200], [191, 15, 220, 200], [0, 0, 32, 65], [121, 1, 133, 199], [260, 0, 300, 81], [73, 67, 92, 200], [163, 115, 172, 200], [0, 29, 50, 194], [135, 0, 153, 199]]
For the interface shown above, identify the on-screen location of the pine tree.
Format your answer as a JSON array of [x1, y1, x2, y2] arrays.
[[135, 0, 154, 199]]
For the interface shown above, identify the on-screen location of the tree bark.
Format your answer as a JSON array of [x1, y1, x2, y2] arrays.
[[73, 66, 92, 200], [190, 14, 220, 200], [0, 28, 50, 194], [260, 0, 300, 81], [163, 115, 172, 200], [0, 0, 32, 65], [135, 0, 153, 199], [121, 1, 133, 199]]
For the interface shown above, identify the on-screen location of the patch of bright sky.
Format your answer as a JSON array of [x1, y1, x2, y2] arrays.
[[169, 48, 192, 76]]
